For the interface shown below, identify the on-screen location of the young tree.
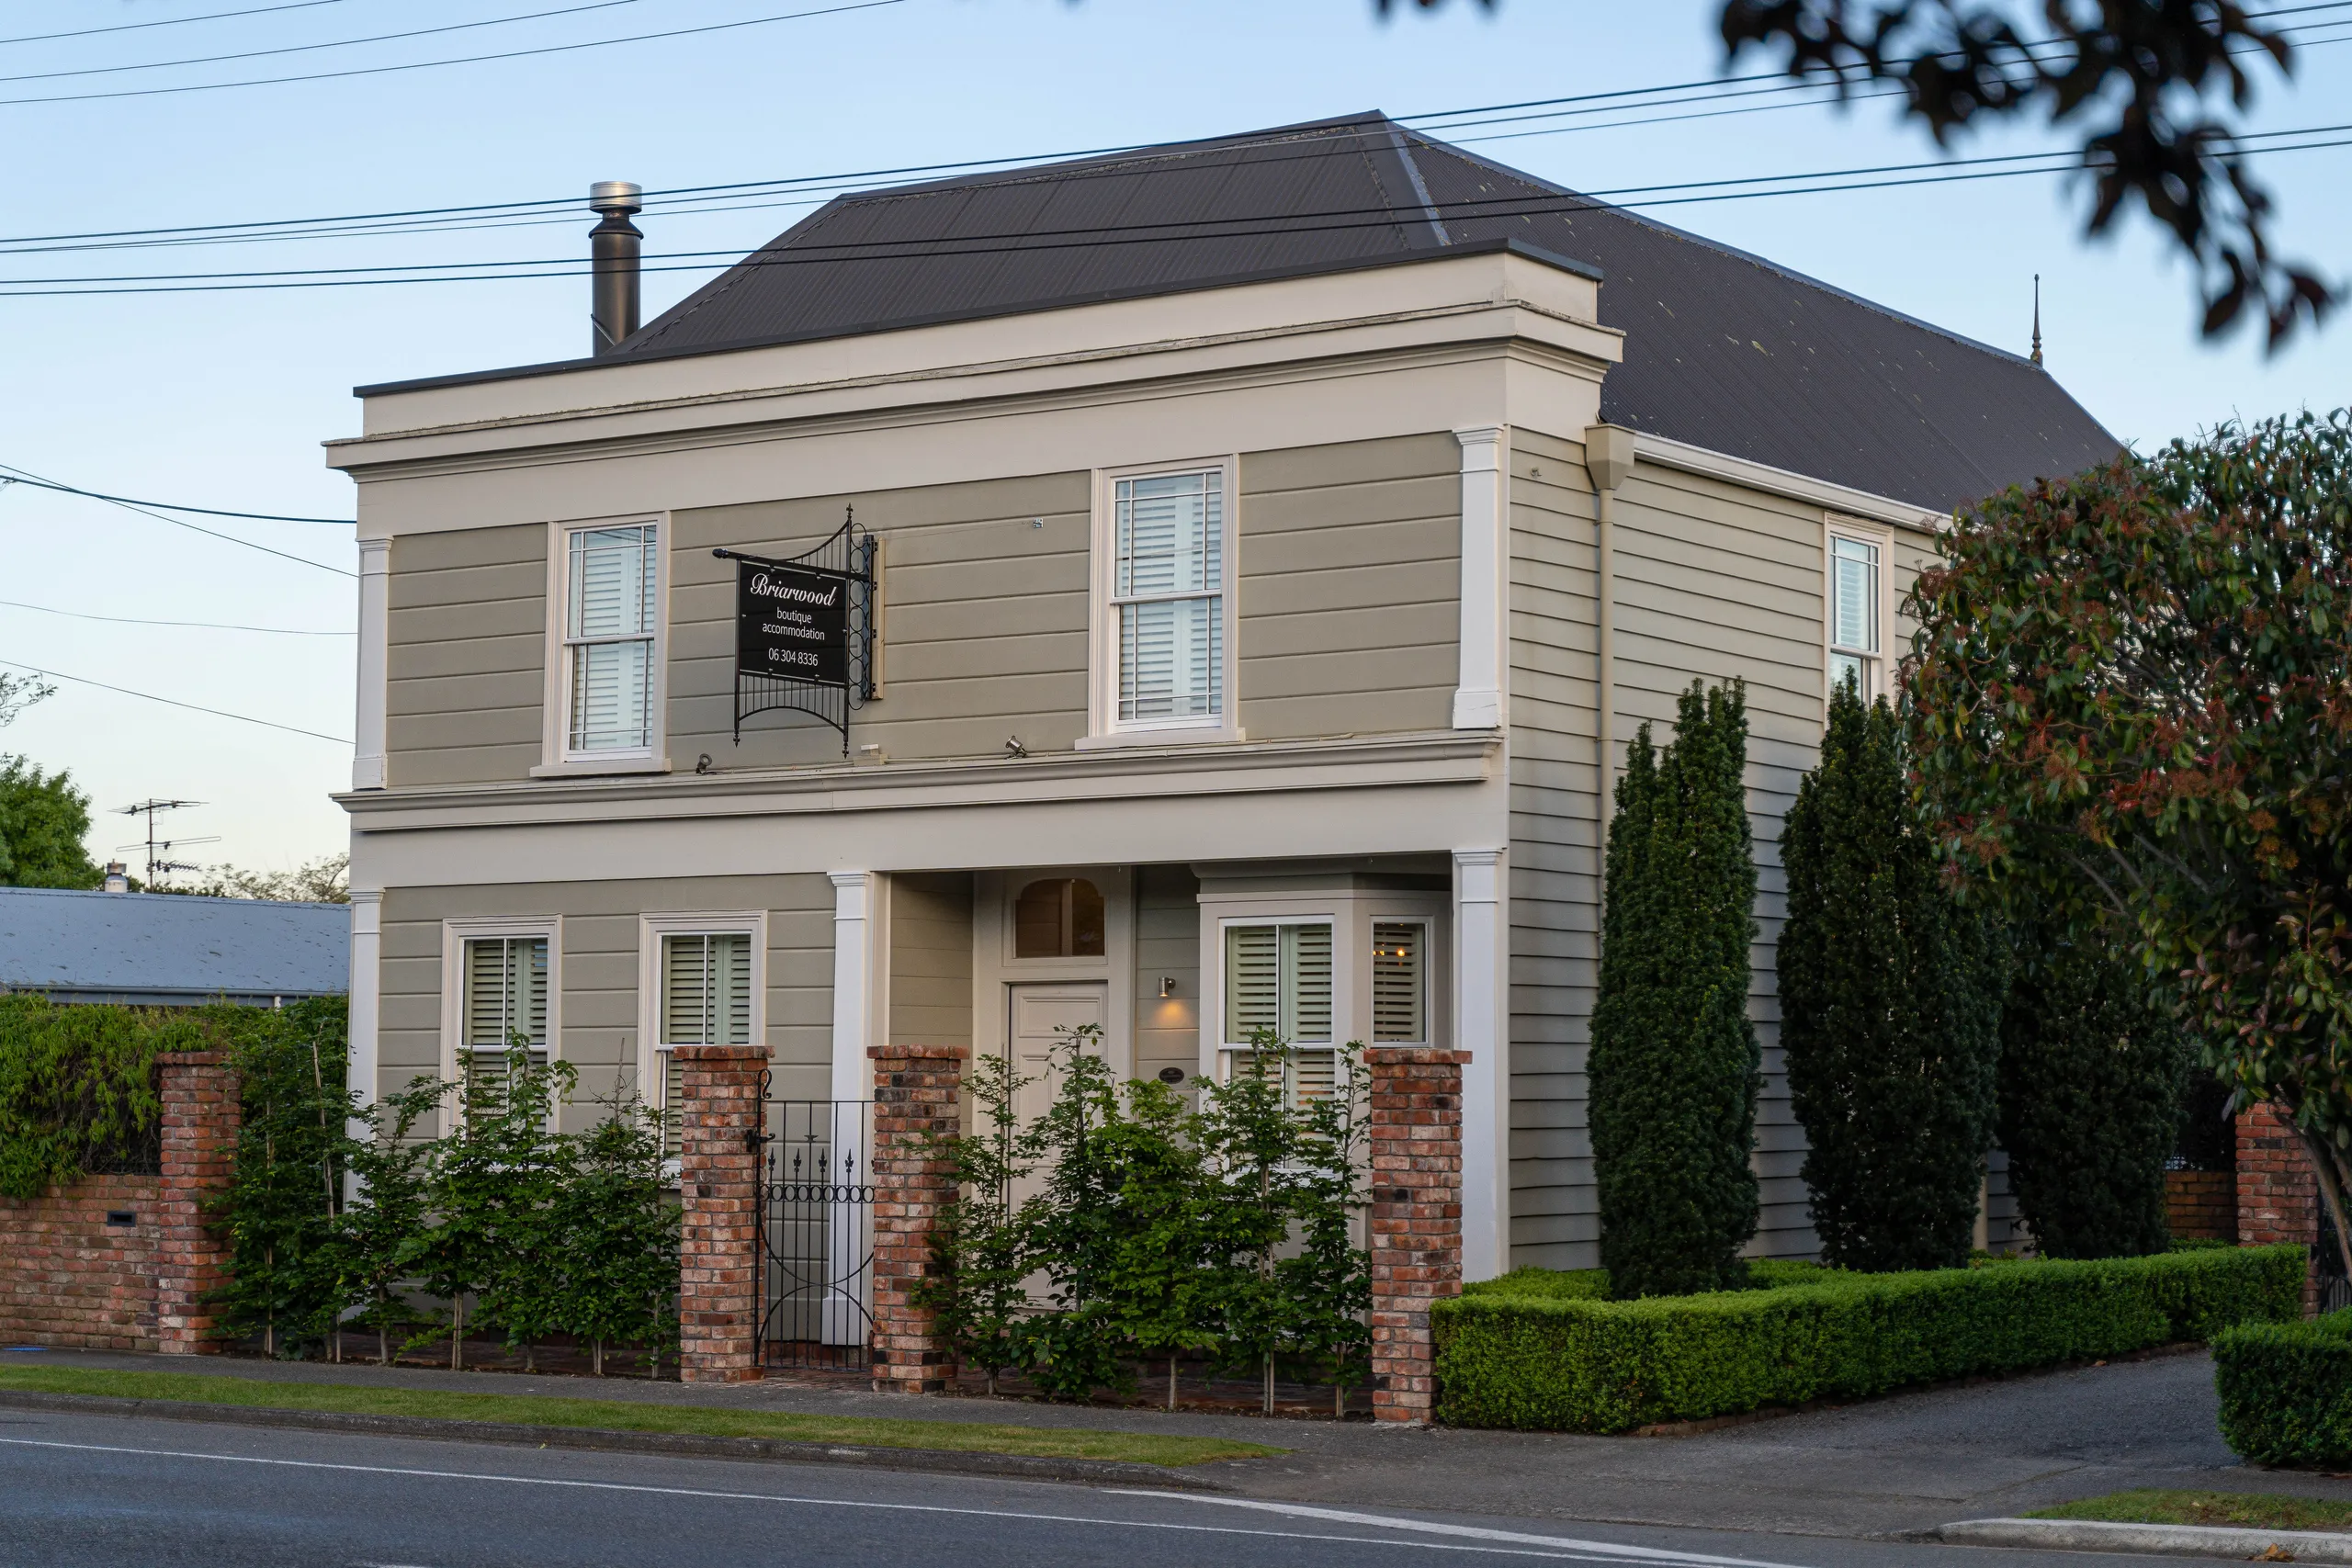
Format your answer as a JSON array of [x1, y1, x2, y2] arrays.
[[1779, 683, 2005, 1270], [1589, 681, 1762, 1297], [554, 1094, 681, 1375], [916, 1045, 1034, 1393], [333, 1079, 441, 1366], [0, 757, 99, 889], [1907, 409, 2352, 1278], [1999, 930, 2188, 1259]]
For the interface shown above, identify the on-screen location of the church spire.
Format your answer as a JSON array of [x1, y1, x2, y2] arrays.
[[2030, 274, 2043, 367]]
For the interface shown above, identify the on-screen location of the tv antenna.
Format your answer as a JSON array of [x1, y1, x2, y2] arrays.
[[114, 799, 215, 887]]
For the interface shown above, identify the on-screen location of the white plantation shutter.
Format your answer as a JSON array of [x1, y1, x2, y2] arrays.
[[659, 932, 752, 1153], [566, 524, 657, 752], [1224, 921, 1334, 1108], [1290, 1049, 1338, 1106], [1372, 922, 1426, 1043], [1285, 923, 1332, 1043], [1830, 535, 1880, 694], [1114, 470, 1222, 722], [460, 936, 548, 1092], [1226, 924, 1281, 1040]]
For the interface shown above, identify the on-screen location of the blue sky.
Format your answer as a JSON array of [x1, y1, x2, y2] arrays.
[[0, 0, 2344, 876]]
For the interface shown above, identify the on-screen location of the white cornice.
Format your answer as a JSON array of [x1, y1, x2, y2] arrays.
[[1629, 430, 1948, 533], [337, 728, 1501, 833]]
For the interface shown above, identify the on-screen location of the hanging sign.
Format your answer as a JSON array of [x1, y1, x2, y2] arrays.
[[737, 561, 850, 688]]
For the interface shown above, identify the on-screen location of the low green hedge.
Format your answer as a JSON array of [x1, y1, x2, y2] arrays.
[[1433, 1245, 2305, 1432], [2214, 1310, 2352, 1466]]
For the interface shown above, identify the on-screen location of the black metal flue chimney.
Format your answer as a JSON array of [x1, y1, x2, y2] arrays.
[[589, 181, 643, 355]]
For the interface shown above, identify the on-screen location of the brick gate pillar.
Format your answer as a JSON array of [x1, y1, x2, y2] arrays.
[[867, 1044, 967, 1393], [676, 1043, 770, 1383], [154, 1052, 240, 1355], [1365, 1046, 1469, 1425], [2239, 1100, 2322, 1316]]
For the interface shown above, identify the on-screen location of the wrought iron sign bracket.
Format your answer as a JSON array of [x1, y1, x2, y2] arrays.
[[716, 508, 876, 755]]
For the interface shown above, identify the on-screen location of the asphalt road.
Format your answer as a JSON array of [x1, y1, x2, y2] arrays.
[[0, 1409, 2206, 1568]]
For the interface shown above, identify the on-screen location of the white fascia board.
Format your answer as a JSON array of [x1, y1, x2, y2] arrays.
[[1629, 430, 1949, 534], [329, 249, 1618, 466]]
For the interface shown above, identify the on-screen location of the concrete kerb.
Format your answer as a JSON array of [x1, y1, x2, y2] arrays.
[[0, 1387, 1235, 1492], [1930, 1517, 2352, 1562]]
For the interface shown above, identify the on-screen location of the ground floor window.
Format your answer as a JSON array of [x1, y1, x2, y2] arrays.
[[658, 931, 752, 1155], [460, 934, 548, 1096], [1223, 919, 1336, 1105]]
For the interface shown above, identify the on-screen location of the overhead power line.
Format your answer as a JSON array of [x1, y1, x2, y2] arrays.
[[0, 0, 360, 48], [0, 463, 354, 577], [0, 0, 648, 87], [0, 658, 351, 745], [0, 0, 906, 108], [0, 599, 352, 637], [0, 469, 353, 523]]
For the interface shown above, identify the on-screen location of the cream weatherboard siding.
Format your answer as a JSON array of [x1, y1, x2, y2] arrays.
[[1237, 434, 1461, 740], [888, 872, 975, 1050], [668, 473, 1093, 768], [1504, 434, 1954, 1270], [384, 523, 547, 788], [376, 874, 836, 1125]]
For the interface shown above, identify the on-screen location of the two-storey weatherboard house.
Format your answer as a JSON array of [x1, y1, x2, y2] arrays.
[[329, 114, 2116, 1278]]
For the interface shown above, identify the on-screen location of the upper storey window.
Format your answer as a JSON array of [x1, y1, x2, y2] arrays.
[[1826, 526, 1887, 701], [1095, 463, 1234, 739], [565, 523, 660, 757]]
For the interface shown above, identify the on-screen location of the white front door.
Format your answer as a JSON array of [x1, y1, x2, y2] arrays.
[[1007, 982, 1107, 1204]]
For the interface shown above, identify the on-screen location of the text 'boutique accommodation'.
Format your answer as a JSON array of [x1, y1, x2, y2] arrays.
[[329, 115, 2116, 1279]]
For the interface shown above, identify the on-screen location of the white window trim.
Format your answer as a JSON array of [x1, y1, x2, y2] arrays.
[[436, 916, 562, 1095], [1824, 513, 1894, 705], [535, 513, 673, 778], [1080, 455, 1243, 749], [636, 910, 769, 1119]]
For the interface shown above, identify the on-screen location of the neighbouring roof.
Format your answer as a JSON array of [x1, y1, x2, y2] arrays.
[[0, 886, 349, 1004], [372, 113, 2120, 514]]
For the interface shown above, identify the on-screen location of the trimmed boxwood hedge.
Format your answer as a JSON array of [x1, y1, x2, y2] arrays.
[[2214, 1311, 2352, 1466], [1432, 1246, 2305, 1432]]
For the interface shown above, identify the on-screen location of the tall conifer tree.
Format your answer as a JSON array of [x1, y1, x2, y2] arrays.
[[1778, 683, 2004, 1271], [1589, 680, 1761, 1298]]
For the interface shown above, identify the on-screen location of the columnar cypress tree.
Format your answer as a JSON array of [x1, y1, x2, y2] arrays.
[[1998, 930, 2186, 1258], [1778, 683, 2004, 1271], [1589, 680, 1761, 1298]]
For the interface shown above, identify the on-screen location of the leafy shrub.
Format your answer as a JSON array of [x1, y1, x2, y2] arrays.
[[0, 994, 176, 1198], [1999, 929, 2188, 1258], [1589, 681, 1761, 1297], [1433, 1245, 2304, 1432], [2215, 1309, 2352, 1467], [1779, 684, 2005, 1271]]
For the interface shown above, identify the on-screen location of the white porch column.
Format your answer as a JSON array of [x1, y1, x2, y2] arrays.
[[1453, 847, 1510, 1280], [345, 888, 382, 1180], [1451, 426, 1507, 729], [352, 537, 390, 790], [828, 871, 876, 1104]]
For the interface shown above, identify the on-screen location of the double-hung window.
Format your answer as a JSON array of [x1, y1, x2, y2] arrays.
[[657, 932, 752, 1156], [1223, 920, 1335, 1105], [1111, 468, 1225, 729], [460, 934, 548, 1099], [1827, 530, 1883, 699], [564, 523, 660, 756], [1370, 922, 1429, 1044]]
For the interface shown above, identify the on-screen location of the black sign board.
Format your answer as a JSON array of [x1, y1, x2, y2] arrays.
[[737, 561, 849, 688]]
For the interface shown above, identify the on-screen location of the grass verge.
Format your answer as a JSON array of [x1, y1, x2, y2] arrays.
[[2025, 1490, 2352, 1532], [0, 1365, 1278, 1467]]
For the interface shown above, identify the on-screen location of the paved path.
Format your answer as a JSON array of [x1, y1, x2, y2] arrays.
[[16, 1343, 2351, 1540], [0, 1407, 2213, 1568]]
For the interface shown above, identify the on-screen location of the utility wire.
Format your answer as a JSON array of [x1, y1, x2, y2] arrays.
[[0, 659, 350, 744], [0, 0, 361, 48], [6, 129, 2347, 297], [0, 0, 647, 86], [0, 469, 352, 523], [0, 465, 354, 577], [0, 0, 905, 108], [0, 599, 352, 636]]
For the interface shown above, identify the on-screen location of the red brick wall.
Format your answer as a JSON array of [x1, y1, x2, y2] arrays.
[[1365, 1046, 1468, 1426], [867, 1045, 965, 1394], [2238, 1101, 2320, 1317], [675, 1043, 769, 1384], [155, 1052, 240, 1354], [2166, 1169, 2237, 1242], [0, 1173, 162, 1351]]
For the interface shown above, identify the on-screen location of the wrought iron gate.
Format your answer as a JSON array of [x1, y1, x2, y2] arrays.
[[2320, 1200, 2351, 1316], [753, 1094, 875, 1370]]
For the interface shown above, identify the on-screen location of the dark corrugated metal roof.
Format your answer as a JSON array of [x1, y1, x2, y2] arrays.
[[376, 113, 2118, 513]]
